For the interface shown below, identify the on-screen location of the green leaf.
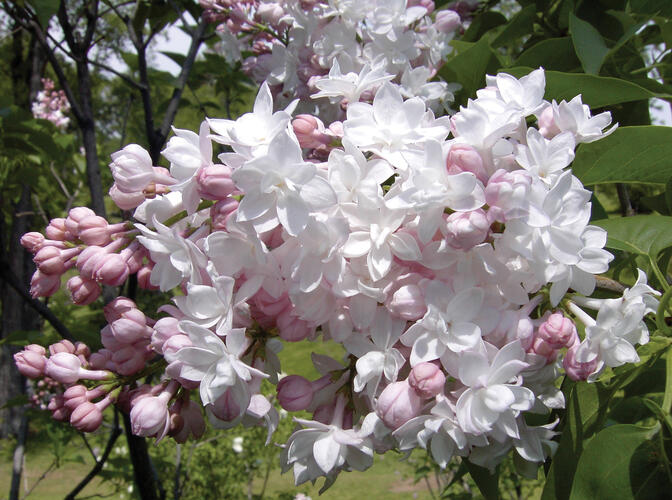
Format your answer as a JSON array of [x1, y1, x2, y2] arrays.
[[630, 0, 672, 17], [572, 126, 672, 185], [514, 37, 581, 72], [569, 12, 609, 74], [491, 5, 536, 48], [440, 37, 500, 102], [465, 461, 499, 500], [502, 69, 669, 107], [461, 11, 507, 43], [541, 381, 616, 500], [592, 215, 672, 260], [28, 0, 60, 28], [569, 424, 668, 500]]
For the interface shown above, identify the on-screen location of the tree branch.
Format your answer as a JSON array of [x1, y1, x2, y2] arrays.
[[157, 17, 207, 147], [0, 260, 76, 342]]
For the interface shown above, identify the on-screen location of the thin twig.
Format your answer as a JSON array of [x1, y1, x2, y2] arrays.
[[64, 410, 122, 500], [80, 432, 99, 462], [20, 459, 56, 500]]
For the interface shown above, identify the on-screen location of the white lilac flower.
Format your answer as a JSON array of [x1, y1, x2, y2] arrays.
[[551, 95, 617, 143], [400, 281, 484, 365], [514, 128, 576, 184], [173, 321, 268, 407], [570, 271, 659, 376], [393, 395, 468, 469], [343, 82, 451, 169], [208, 82, 297, 159], [232, 130, 337, 236], [454, 341, 534, 437], [480, 68, 547, 117], [344, 307, 407, 398], [282, 396, 373, 484], [386, 139, 485, 243], [341, 203, 420, 282], [135, 218, 207, 291], [162, 121, 213, 214], [173, 273, 235, 335], [312, 59, 395, 105]]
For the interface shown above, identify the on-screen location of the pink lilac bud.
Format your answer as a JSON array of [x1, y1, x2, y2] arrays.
[[46, 218, 68, 241], [434, 9, 460, 32], [409, 362, 446, 398], [538, 312, 578, 349], [123, 244, 146, 274], [100, 325, 126, 351], [67, 276, 101, 305], [293, 115, 331, 149], [110, 144, 157, 194], [388, 284, 427, 320], [77, 216, 110, 246], [485, 169, 533, 223], [93, 254, 129, 286], [563, 345, 598, 381], [376, 380, 423, 429], [196, 165, 235, 200], [75, 342, 91, 360], [63, 385, 89, 411], [151, 316, 181, 353], [538, 105, 561, 138], [110, 309, 151, 343], [76, 246, 106, 279], [112, 345, 146, 376], [14, 348, 47, 379], [277, 375, 314, 411], [109, 184, 146, 210], [104, 297, 137, 322], [48, 395, 70, 421], [65, 207, 95, 232], [89, 349, 112, 370], [444, 209, 490, 250], [446, 144, 488, 183], [137, 265, 158, 290], [530, 338, 557, 363], [33, 246, 66, 275], [70, 401, 104, 432], [45, 352, 82, 384], [130, 393, 171, 439], [161, 334, 192, 361], [21, 232, 45, 252], [210, 198, 239, 230], [49, 340, 76, 355], [30, 270, 60, 297]]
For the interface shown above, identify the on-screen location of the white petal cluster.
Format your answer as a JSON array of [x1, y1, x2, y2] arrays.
[[123, 66, 656, 484], [203, 0, 461, 116]]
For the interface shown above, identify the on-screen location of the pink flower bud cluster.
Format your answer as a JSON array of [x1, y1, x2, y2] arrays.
[[31, 78, 70, 129], [21, 207, 149, 302], [14, 340, 117, 432]]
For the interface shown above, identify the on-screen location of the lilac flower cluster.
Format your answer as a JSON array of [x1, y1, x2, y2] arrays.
[[200, 0, 463, 118], [16, 65, 658, 487], [31, 78, 71, 129]]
